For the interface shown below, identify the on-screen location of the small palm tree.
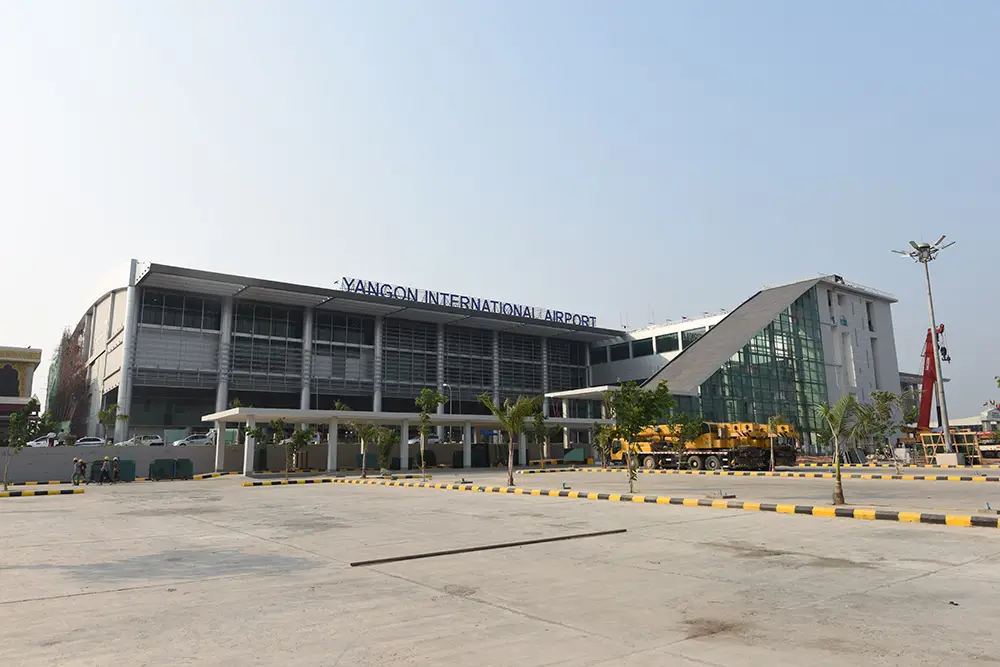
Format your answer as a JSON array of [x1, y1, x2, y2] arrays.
[[477, 393, 541, 487], [816, 395, 859, 505], [767, 414, 788, 472]]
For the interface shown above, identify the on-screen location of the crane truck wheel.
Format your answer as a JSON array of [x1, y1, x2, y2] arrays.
[[704, 455, 721, 471], [642, 455, 657, 470], [686, 455, 703, 470]]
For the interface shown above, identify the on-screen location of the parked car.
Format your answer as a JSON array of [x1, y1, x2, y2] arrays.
[[407, 434, 442, 446], [115, 435, 165, 447], [75, 436, 106, 447], [27, 434, 56, 447], [172, 434, 213, 446]]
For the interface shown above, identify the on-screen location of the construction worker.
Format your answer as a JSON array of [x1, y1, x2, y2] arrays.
[[71, 458, 80, 486], [99, 456, 112, 485], [112, 457, 120, 484], [77, 458, 89, 485]]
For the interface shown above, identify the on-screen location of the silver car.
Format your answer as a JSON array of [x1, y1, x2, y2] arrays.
[[172, 434, 213, 446]]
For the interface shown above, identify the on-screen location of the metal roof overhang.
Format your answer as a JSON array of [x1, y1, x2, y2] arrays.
[[202, 407, 611, 427], [136, 262, 623, 342], [544, 385, 618, 401]]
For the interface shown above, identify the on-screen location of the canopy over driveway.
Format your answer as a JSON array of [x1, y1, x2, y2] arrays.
[[202, 407, 611, 474]]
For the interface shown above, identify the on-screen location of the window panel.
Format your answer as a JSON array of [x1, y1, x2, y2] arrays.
[[631, 338, 654, 357], [655, 333, 679, 353]]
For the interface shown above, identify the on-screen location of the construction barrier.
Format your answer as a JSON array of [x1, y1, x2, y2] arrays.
[[1, 489, 84, 498], [515, 467, 1000, 483]]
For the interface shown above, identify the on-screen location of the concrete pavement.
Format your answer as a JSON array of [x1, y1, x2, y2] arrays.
[[3, 477, 1000, 665]]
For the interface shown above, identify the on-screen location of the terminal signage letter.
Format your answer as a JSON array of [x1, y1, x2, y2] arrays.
[[340, 278, 597, 328]]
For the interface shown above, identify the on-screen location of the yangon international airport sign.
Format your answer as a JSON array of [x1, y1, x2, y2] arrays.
[[340, 277, 598, 328]]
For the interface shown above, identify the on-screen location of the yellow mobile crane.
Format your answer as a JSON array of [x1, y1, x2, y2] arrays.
[[609, 421, 798, 471]]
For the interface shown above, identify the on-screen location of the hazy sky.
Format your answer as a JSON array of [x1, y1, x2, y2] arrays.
[[1, 1, 996, 415]]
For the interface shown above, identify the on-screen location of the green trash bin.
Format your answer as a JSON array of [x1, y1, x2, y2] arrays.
[[117, 459, 137, 482], [149, 459, 176, 481], [174, 458, 194, 480]]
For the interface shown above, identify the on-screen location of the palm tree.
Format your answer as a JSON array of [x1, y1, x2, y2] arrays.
[[816, 395, 859, 505], [767, 413, 788, 472], [477, 394, 541, 487]]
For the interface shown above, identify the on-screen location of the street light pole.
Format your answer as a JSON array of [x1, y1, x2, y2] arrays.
[[893, 236, 955, 453], [922, 259, 953, 452]]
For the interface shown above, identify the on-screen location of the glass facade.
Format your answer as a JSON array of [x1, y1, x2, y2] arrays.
[[312, 312, 376, 394], [230, 303, 304, 393], [690, 288, 828, 433], [655, 332, 678, 353], [547, 339, 588, 393], [141, 290, 221, 331]]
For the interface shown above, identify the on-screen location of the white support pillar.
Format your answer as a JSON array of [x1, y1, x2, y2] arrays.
[[327, 418, 338, 472], [214, 419, 225, 472], [436, 323, 445, 441], [243, 417, 256, 475], [300, 307, 314, 410], [562, 398, 571, 453], [463, 421, 472, 468], [400, 419, 409, 470], [519, 432, 527, 467], [373, 315, 384, 412], [215, 296, 233, 412], [114, 259, 140, 444], [541, 337, 550, 417], [492, 330, 501, 404]]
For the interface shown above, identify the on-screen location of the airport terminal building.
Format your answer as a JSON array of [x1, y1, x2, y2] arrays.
[[58, 261, 902, 459]]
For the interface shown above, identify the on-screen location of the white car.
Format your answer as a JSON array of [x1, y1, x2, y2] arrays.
[[407, 434, 442, 446], [27, 434, 56, 447], [75, 437, 106, 447], [172, 434, 213, 446], [116, 435, 164, 447]]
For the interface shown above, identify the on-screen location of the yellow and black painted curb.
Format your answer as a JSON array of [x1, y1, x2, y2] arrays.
[[192, 472, 241, 480], [243, 478, 336, 487], [9, 480, 71, 486], [1, 488, 84, 498], [517, 467, 1000, 483], [242, 473, 431, 487], [328, 478, 1000, 529], [796, 463, 1000, 469]]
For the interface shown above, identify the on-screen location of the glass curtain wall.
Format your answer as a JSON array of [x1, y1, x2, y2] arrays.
[[694, 288, 828, 433], [547, 339, 588, 392], [499, 332, 542, 400], [230, 303, 304, 393], [381, 318, 437, 399], [311, 312, 375, 397]]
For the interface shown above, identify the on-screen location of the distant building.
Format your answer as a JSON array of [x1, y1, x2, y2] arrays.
[[0, 346, 42, 442]]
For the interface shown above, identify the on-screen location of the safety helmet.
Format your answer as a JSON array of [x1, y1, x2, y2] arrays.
[[72, 457, 78, 462], [113, 457, 119, 461], [104, 456, 110, 460]]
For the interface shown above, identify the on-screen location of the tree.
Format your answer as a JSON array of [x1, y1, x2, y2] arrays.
[[477, 393, 542, 487], [285, 426, 315, 479], [857, 391, 906, 473], [527, 410, 548, 463], [376, 426, 399, 474], [767, 414, 788, 472], [605, 380, 675, 493], [816, 395, 860, 505], [355, 423, 380, 479], [98, 404, 118, 443], [49, 324, 90, 436], [592, 422, 617, 468], [669, 413, 703, 454], [415, 388, 447, 480], [117, 412, 130, 442], [3, 398, 52, 490]]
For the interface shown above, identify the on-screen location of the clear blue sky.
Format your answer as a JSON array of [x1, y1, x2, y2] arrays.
[[1, 1, 996, 415]]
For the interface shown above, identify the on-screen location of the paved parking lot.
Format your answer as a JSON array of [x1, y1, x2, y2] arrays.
[[3, 476, 1000, 666]]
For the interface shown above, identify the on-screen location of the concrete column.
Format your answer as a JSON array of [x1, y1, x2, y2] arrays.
[[215, 296, 234, 412], [562, 398, 571, 453], [492, 330, 501, 404], [584, 345, 592, 388], [243, 417, 256, 475], [400, 419, 409, 470], [214, 419, 225, 472], [463, 421, 472, 468], [114, 259, 140, 444], [436, 323, 445, 440], [373, 315, 384, 412], [300, 307, 314, 410], [519, 432, 527, 467], [541, 337, 550, 417], [327, 418, 338, 472]]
